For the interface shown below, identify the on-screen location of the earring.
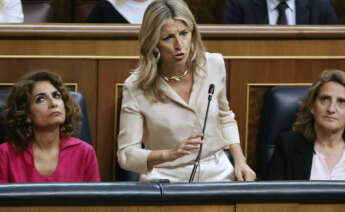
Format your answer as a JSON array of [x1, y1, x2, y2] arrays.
[[26, 124, 33, 138], [153, 48, 160, 59]]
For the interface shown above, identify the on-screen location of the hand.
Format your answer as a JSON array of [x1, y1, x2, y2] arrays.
[[234, 161, 256, 181], [166, 133, 203, 161], [147, 133, 203, 170]]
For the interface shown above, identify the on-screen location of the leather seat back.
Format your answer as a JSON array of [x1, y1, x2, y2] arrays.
[[260, 86, 309, 177]]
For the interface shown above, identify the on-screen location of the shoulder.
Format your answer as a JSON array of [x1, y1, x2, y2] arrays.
[[0, 142, 9, 153], [63, 137, 95, 153], [90, 0, 117, 11], [0, 142, 15, 155], [205, 52, 225, 70], [94, 0, 110, 7], [226, 0, 254, 7], [313, 0, 333, 6], [123, 73, 141, 92], [204, 52, 226, 75], [4, 0, 22, 7], [205, 52, 224, 63], [124, 72, 138, 85], [277, 131, 308, 150], [309, 0, 335, 11]]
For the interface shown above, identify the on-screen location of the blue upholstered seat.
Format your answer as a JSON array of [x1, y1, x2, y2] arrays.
[[0, 90, 92, 145], [260, 86, 309, 177]]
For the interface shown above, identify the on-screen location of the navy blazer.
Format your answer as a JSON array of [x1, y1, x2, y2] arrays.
[[224, 0, 338, 24], [264, 131, 314, 180], [86, 0, 128, 23]]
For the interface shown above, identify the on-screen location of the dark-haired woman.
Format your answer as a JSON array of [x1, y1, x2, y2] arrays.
[[0, 72, 100, 183], [266, 70, 345, 180]]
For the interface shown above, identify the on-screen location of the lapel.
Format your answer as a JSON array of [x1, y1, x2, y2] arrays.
[[292, 134, 314, 180], [189, 71, 207, 109], [157, 77, 193, 111], [295, 0, 310, 24], [157, 70, 208, 113], [253, 0, 269, 24]]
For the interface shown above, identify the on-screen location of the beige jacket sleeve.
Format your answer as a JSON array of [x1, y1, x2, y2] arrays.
[[215, 53, 240, 144], [117, 80, 152, 174]]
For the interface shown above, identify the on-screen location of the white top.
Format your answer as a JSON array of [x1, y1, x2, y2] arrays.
[[266, 0, 296, 25], [310, 149, 345, 180], [106, 0, 153, 24], [118, 53, 240, 182], [0, 0, 23, 23]]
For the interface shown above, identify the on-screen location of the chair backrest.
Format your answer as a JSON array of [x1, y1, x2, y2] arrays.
[[0, 91, 8, 144], [69, 91, 92, 145], [22, 0, 53, 22], [0, 90, 92, 145], [72, 0, 97, 22], [22, 0, 73, 23], [260, 86, 309, 177]]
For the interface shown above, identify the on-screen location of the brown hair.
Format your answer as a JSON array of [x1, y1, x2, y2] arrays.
[[293, 69, 345, 141], [2, 71, 81, 152]]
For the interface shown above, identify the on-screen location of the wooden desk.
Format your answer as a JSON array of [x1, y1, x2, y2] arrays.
[[0, 182, 345, 212]]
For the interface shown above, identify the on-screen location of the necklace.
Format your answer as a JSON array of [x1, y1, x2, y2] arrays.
[[161, 69, 189, 82]]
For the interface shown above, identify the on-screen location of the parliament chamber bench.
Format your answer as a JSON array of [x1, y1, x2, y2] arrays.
[[0, 181, 345, 212], [0, 24, 345, 181]]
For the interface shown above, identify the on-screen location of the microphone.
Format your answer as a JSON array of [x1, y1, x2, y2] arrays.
[[208, 84, 215, 101], [189, 84, 215, 183]]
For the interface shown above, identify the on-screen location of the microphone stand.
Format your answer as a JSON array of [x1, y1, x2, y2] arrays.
[[189, 84, 214, 183]]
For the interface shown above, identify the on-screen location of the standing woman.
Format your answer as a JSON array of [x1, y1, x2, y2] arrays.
[[0, 0, 23, 23], [118, 0, 256, 182], [0, 72, 100, 182], [266, 70, 345, 180]]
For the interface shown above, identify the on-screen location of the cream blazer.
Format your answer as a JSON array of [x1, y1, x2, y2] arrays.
[[117, 52, 240, 182]]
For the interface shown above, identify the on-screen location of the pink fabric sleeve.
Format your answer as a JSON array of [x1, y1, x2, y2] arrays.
[[0, 146, 9, 183], [84, 146, 101, 182]]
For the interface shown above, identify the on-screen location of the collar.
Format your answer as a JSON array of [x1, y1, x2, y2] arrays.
[[27, 137, 82, 156], [158, 69, 206, 111], [60, 137, 82, 150], [266, 0, 295, 12]]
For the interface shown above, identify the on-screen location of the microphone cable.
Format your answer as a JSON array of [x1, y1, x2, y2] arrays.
[[189, 84, 215, 183]]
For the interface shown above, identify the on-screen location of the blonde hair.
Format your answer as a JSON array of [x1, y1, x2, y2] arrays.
[[293, 69, 345, 141], [134, 0, 206, 102]]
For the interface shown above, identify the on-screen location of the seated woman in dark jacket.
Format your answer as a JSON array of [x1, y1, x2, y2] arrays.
[[266, 70, 345, 180], [86, 0, 153, 24]]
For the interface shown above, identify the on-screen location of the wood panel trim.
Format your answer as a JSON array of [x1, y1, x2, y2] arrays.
[[1, 24, 345, 39], [113, 83, 123, 179], [2, 56, 345, 60], [223, 56, 345, 59], [0, 83, 78, 91], [66, 83, 78, 92], [0, 56, 140, 59], [0, 83, 14, 86]]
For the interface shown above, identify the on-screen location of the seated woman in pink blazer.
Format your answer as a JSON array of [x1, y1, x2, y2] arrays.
[[0, 71, 100, 183]]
